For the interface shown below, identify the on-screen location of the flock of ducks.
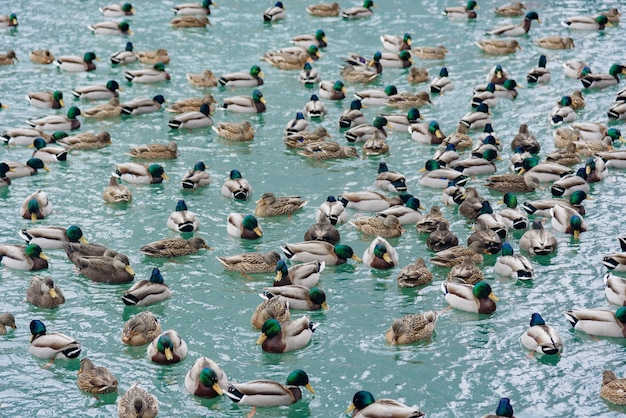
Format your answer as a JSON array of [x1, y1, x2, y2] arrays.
[[3, 0, 626, 416]]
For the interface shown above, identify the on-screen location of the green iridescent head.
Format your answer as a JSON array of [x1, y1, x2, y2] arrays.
[[149, 268, 165, 284]]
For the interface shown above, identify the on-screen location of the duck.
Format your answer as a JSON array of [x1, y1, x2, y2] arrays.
[[262, 45, 320, 70], [82, 98, 122, 119], [580, 64, 626, 89], [221, 169, 253, 200], [445, 256, 483, 285], [216, 251, 281, 273], [487, 11, 540, 36], [363, 236, 399, 269], [118, 383, 159, 418], [148, 329, 188, 364], [564, 307, 626, 337], [103, 176, 132, 203], [396, 258, 433, 288], [5, 158, 49, 179], [416, 205, 450, 234], [440, 124, 473, 151], [219, 65, 264, 87], [18, 225, 87, 249], [510, 124, 539, 153], [519, 220, 557, 256], [549, 96, 576, 125], [494, 2, 525, 16], [546, 142, 581, 167], [20, 190, 53, 221], [605, 7, 621, 24], [121, 95, 166, 115], [346, 390, 425, 417], [345, 116, 388, 142], [26, 106, 81, 131], [535, 36, 574, 50], [71, 80, 122, 100], [497, 193, 528, 230], [251, 295, 291, 329], [100, 2, 135, 16], [601, 370, 626, 405], [28, 319, 81, 360], [1, 128, 58, 146], [426, 221, 459, 252], [571, 122, 609, 142], [128, 142, 177, 161], [379, 108, 422, 133], [475, 202, 508, 239], [220, 89, 266, 113], [299, 62, 322, 86], [124, 62, 171, 83], [319, 80, 346, 100], [185, 357, 229, 398], [527, 55, 551, 84], [520, 313, 563, 356], [608, 101, 626, 121], [225, 370, 314, 407], [54, 52, 97, 72], [213, 120, 255, 141], [113, 163, 168, 184], [255, 193, 307, 217], [441, 281, 498, 314], [172, 0, 213, 15], [378, 50, 412, 68], [407, 66, 430, 83], [263, 1, 285, 22], [274, 259, 323, 288], [31, 138, 68, 163], [110, 41, 137, 65], [169, 16, 210, 27], [385, 311, 438, 345], [475, 39, 521, 55], [137, 48, 170, 65], [73, 253, 135, 283], [88, 20, 132, 35], [0, 13, 18, 27], [458, 187, 485, 220], [292, 29, 327, 49], [361, 132, 389, 156], [77, 358, 119, 394], [459, 103, 492, 131], [0, 313, 16, 335], [257, 317, 317, 353], [419, 159, 469, 189], [519, 160, 572, 184], [563, 60, 589, 79], [443, 0, 478, 18], [0, 163, 11, 188], [550, 168, 589, 197], [261, 286, 328, 311], [442, 180, 466, 206], [491, 79, 521, 100], [64, 242, 118, 262], [303, 221, 340, 244], [354, 85, 398, 106], [377, 198, 423, 225], [122, 267, 171, 306], [284, 127, 329, 148], [140, 237, 211, 258], [602, 249, 626, 272], [430, 67, 455, 94], [121, 311, 162, 346], [351, 215, 403, 238], [180, 161, 211, 189], [380, 33, 412, 52], [410, 120, 446, 145], [227, 213, 263, 240], [604, 273, 626, 305], [338, 190, 406, 211], [303, 94, 327, 119], [412, 45, 448, 60], [522, 190, 588, 218], [486, 64, 510, 85], [26, 276, 64, 308], [281, 241, 361, 265], [306, 2, 340, 17], [562, 14, 611, 30], [471, 83, 497, 108], [430, 241, 486, 267], [26, 90, 64, 109], [314, 196, 348, 225], [185, 69, 217, 87], [550, 204, 587, 238], [168, 103, 213, 129], [386, 91, 432, 109], [494, 242, 534, 280], [341, 0, 375, 19]]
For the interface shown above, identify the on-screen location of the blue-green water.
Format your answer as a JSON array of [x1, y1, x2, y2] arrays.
[[2, 1, 626, 417]]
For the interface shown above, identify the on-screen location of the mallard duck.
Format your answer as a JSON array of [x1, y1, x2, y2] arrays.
[[549, 97, 577, 126], [535, 36, 574, 50], [263, 1, 285, 22], [562, 60, 588, 80], [431, 244, 484, 268], [519, 160, 571, 184], [605, 7, 621, 24], [220, 89, 266, 113], [338, 190, 406, 211], [292, 29, 327, 50], [314, 196, 348, 225], [251, 295, 291, 329], [88, 20, 132, 35], [262, 286, 328, 310], [441, 281, 498, 313], [20, 190, 53, 221], [571, 122, 610, 142], [457, 187, 484, 220], [519, 220, 557, 256], [377, 198, 423, 225], [385, 311, 438, 345], [546, 142, 581, 167], [601, 370, 626, 405], [1, 128, 56, 146], [221, 169, 253, 200], [426, 221, 458, 252], [121, 95, 166, 115], [564, 307, 626, 337], [113, 162, 168, 184], [304, 221, 340, 244], [110, 41, 137, 65], [225, 369, 314, 407], [419, 159, 469, 189], [306, 2, 340, 17], [300, 62, 322, 86], [475, 39, 521, 55], [129, 140, 178, 160], [341, 0, 374, 19], [602, 245, 626, 271], [363, 236, 398, 269], [350, 215, 403, 238], [18, 225, 87, 249], [396, 258, 433, 288], [510, 123, 538, 152], [64, 242, 118, 263], [29, 319, 80, 359], [527, 54, 551, 84], [487, 11, 540, 36], [118, 382, 159, 418], [562, 14, 611, 30], [0, 162, 12, 188], [281, 241, 360, 265], [185, 69, 217, 87], [443, 0, 478, 18], [412, 45, 448, 60], [494, 1, 525, 16], [257, 316, 317, 353], [430, 67, 455, 94], [26, 275, 64, 308], [73, 253, 135, 283], [124, 62, 171, 83], [407, 66, 430, 84], [103, 176, 132, 203], [168, 103, 213, 129], [303, 94, 327, 119], [380, 108, 422, 133], [216, 251, 281, 273], [446, 256, 484, 284], [71, 80, 122, 100], [373, 162, 407, 192], [386, 91, 432, 109], [122, 267, 171, 306], [380, 33, 412, 52], [471, 83, 497, 108], [0, 313, 16, 335], [185, 357, 229, 399], [100, 2, 135, 16], [608, 101, 626, 121], [494, 242, 534, 280], [262, 45, 320, 70], [459, 103, 493, 131], [227, 213, 263, 240], [77, 358, 119, 394], [362, 131, 389, 156], [345, 116, 388, 143], [0, 13, 17, 27], [440, 125, 473, 151], [486, 63, 509, 85], [274, 259, 323, 288], [82, 98, 122, 119], [26, 90, 63, 109], [137, 48, 170, 65], [354, 86, 398, 106], [416, 205, 449, 234], [172, 0, 213, 15], [5, 158, 49, 179], [604, 273, 626, 305], [140, 237, 211, 258], [54, 52, 97, 72], [284, 127, 329, 148], [148, 329, 188, 364], [342, 51, 383, 74], [491, 79, 521, 100], [319, 80, 346, 100], [181, 161, 210, 189], [219, 65, 264, 87], [496, 193, 528, 230], [26, 106, 81, 131], [550, 204, 587, 238], [255, 193, 307, 217], [475, 202, 508, 239], [581, 64, 625, 89], [442, 180, 466, 206], [346, 390, 425, 417], [170, 15, 210, 27], [30, 137, 67, 162], [378, 50, 412, 68], [410, 120, 446, 145], [121, 311, 162, 346], [283, 113, 312, 137], [550, 168, 589, 197]]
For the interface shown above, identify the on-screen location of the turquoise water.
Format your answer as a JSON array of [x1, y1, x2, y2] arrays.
[[2, 1, 626, 416]]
